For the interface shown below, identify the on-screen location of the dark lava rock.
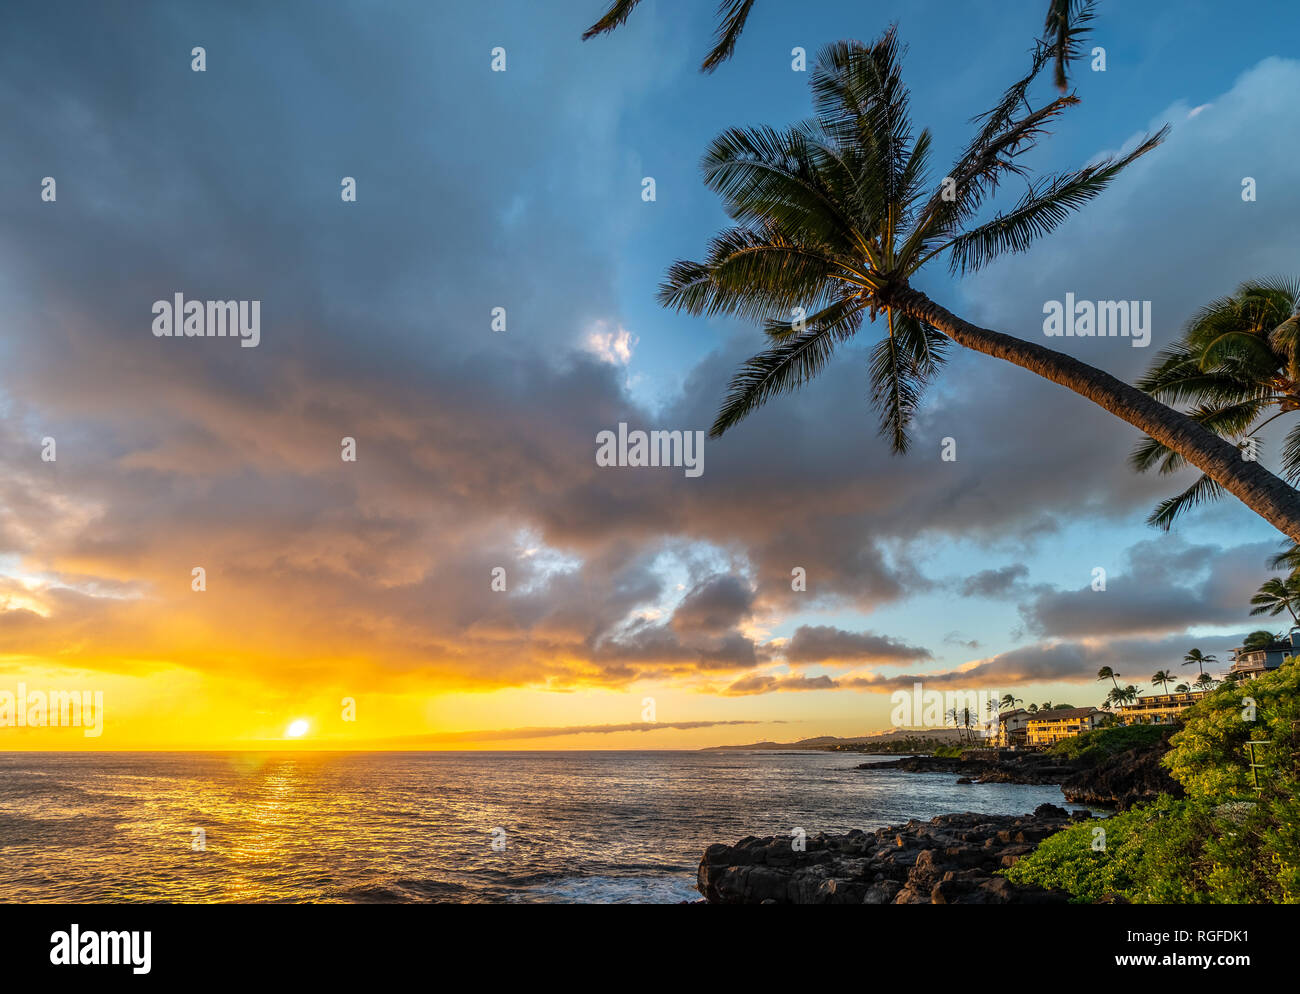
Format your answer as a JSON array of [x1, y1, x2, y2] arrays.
[[1062, 734, 1183, 810], [697, 809, 1079, 904]]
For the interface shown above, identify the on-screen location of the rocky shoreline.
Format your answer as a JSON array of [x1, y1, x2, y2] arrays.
[[861, 739, 1182, 809], [695, 736, 1183, 903], [698, 803, 1086, 904]]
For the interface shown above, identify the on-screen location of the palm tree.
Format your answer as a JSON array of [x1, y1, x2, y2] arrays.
[[1241, 629, 1283, 652], [1116, 685, 1139, 706], [1174, 683, 1191, 693], [1097, 666, 1121, 689], [1193, 672, 1217, 692], [1249, 575, 1300, 625], [999, 693, 1022, 711], [1151, 669, 1173, 694], [1133, 277, 1300, 529], [657, 31, 1300, 541], [1183, 648, 1217, 678], [584, 0, 1094, 89], [1026, 703, 1039, 714]]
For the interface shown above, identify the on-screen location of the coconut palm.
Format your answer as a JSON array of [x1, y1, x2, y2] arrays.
[[1097, 666, 1121, 689], [1174, 683, 1191, 693], [999, 693, 1023, 711], [1193, 672, 1217, 692], [1151, 669, 1173, 694], [1240, 629, 1282, 652], [1132, 278, 1300, 529], [584, 0, 1094, 89], [656, 31, 1300, 540], [1249, 575, 1300, 625], [1183, 648, 1217, 677]]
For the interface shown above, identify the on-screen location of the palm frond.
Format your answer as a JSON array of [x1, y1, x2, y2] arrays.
[[582, 0, 646, 40], [1147, 473, 1226, 530], [868, 311, 949, 452], [1043, 0, 1096, 91], [702, 0, 758, 73], [946, 126, 1168, 274], [710, 317, 861, 437]]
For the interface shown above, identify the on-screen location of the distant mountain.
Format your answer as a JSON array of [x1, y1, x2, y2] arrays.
[[702, 728, 971, 751]]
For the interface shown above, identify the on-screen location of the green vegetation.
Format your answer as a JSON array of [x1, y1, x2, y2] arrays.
[[822, 736, 966, 756], [1005, 662, 1300, 902], [1047, 723, 1166, 765]]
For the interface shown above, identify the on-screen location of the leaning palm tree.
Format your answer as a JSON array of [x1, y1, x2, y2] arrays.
[[1151, 669, 1173, 694], [657, 31, 1300, 540], [1132, 277, 1300, 529], [1097, 666, 1121, 689], [1249, 575, 1300, 626], [1183, 648, 1217, 677], [999, 692, 1023, 711], [584, 0, 1094, 89]]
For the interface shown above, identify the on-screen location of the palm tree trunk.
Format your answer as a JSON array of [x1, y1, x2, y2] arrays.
[[888, 287, 1300, 541]]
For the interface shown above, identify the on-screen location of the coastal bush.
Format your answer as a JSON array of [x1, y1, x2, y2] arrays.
[[1006, 664, 1300, 903], [1048, 723, 1167, 765], [1163, 662, 1300, 798], [1004, 794, 1300, 903]]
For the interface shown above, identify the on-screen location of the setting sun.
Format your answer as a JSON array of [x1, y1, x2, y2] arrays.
[[284, 719, 310, 739]]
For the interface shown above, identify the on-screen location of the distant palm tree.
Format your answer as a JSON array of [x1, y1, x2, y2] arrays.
[[999, 693, 1023, 712], [1250, 576, 1300, 626], [1193, 672, 1217, 692], [1027, 703, 1039, 714], [1097, 666, 1121, 689], [584, 0, 1095, 89], [1183, 648, 1217, 677], [1133, 277, 1300, 529], [1151, 669, 1173, 694], [1117, 685, 1140, 706], [1175, 683, 1191, 693]]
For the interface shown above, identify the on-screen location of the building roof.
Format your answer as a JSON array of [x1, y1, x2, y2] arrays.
[[996, 708, 1029, 723], [1025, 707, 1098, 722]]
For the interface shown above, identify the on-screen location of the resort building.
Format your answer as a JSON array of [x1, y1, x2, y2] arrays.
[[1229, 631, 1300, 680], [994, 708, 1031, 748], [1116, 691, 1207, 725], [1025, 707, 1103, 747]]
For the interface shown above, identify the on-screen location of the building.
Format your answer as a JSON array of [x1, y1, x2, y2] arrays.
[[1025, 707, 1103, 747], [1229, 631, 1300, 680], [995, 708, 1031, 748], [1116, 691, 1207, 725]]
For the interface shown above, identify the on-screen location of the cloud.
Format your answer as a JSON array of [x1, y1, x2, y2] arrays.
[[782, 625, 933, 665], [960, 564, 1031, 598], [372, 719, 781, 743]]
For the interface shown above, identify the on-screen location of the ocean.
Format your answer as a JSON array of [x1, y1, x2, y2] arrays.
[[0, 750, 1086, 903]]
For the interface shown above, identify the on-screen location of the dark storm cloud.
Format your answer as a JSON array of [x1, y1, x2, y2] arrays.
[[1020, 539, 1275, 639], [782, 625, 933, 665]]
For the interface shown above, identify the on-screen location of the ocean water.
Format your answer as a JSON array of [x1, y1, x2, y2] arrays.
[[0, 751, 1086, 903]]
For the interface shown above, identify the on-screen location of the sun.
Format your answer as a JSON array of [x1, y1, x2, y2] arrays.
[[284, 719, 310, 739]]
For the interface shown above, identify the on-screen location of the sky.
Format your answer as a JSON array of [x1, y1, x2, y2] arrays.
[[2, 0, 1299, 749]]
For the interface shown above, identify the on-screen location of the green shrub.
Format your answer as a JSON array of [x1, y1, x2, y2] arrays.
[[1048, 722, 1167, 765], [1005, 664, 1300, 903], [1004, 794, 1300, 903], [1163, 662, 1300, 799]]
